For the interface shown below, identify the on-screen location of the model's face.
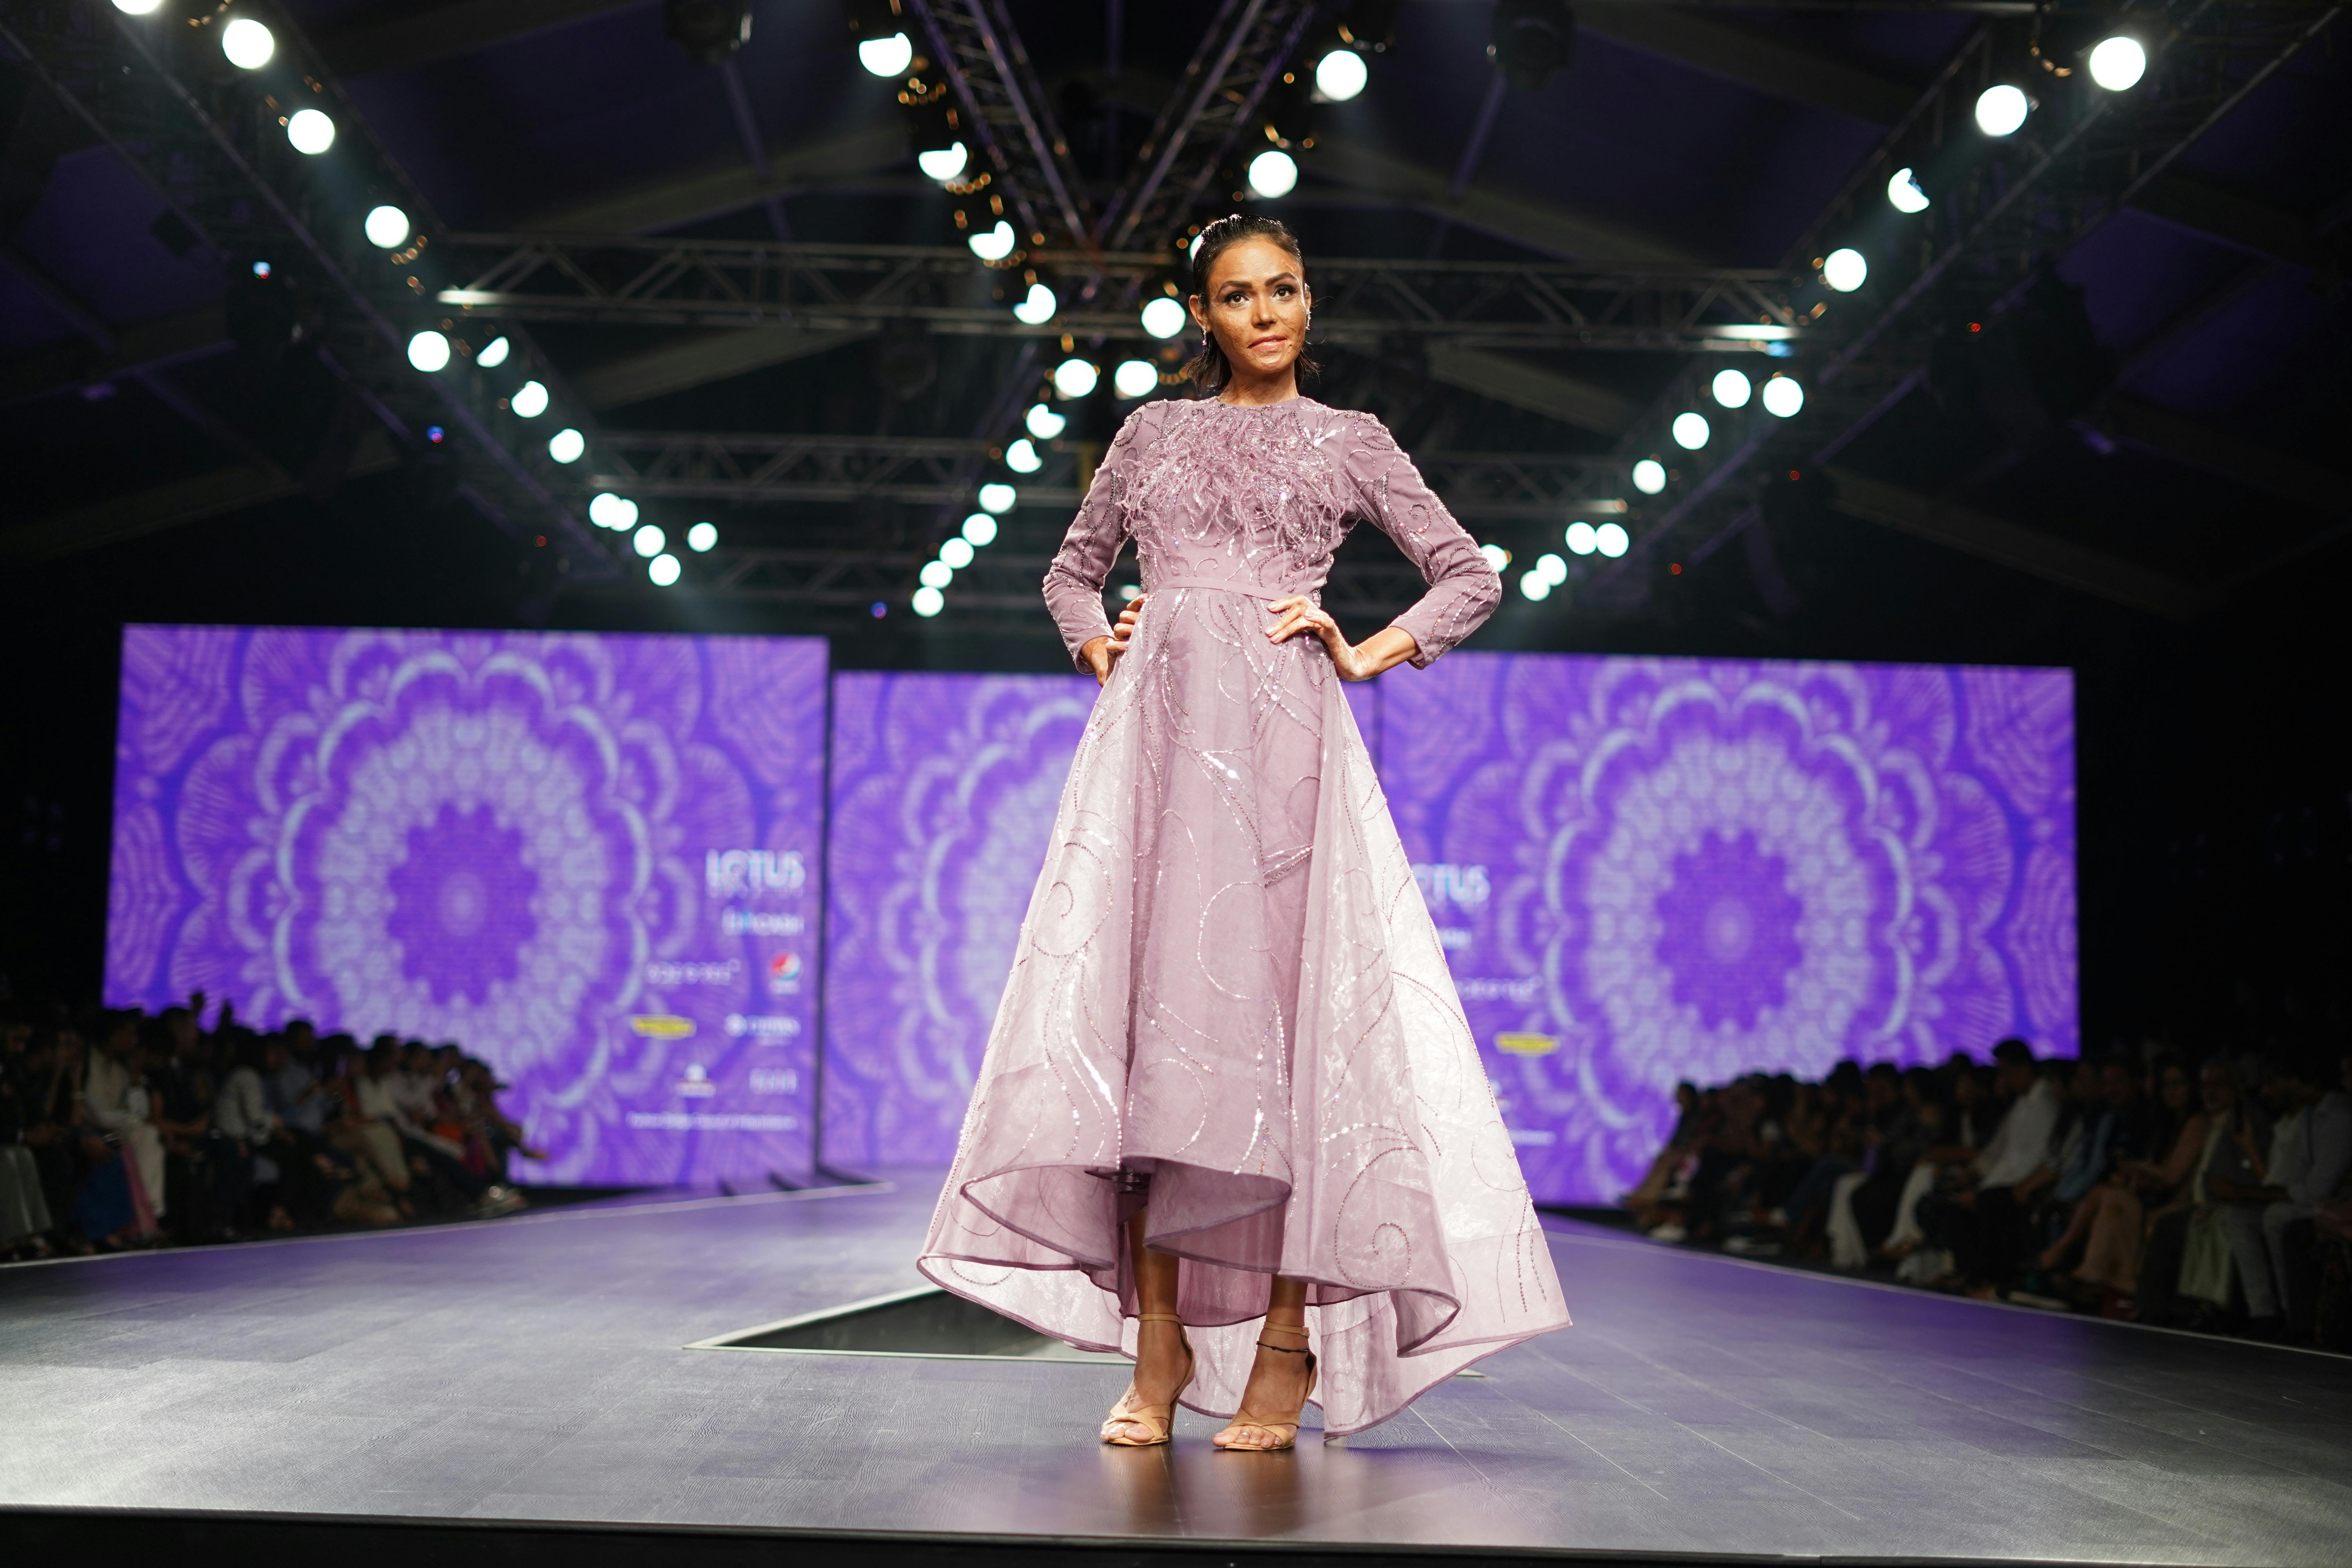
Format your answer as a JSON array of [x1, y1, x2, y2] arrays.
[[1189, 237, 1310, 386]]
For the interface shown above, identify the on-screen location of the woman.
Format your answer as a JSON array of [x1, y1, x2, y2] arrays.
[[2045, 1057, 2201, 1315], [918, 214, 1570, 1450]]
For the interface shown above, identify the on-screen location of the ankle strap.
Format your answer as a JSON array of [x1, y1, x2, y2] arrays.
[[1137, 1312, 1184, 1324], [1260, 1321, 1310, 1338]]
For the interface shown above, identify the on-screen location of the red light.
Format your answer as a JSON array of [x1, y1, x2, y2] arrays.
[[534, 535, 546, 547], [1670, 563, 1682, 575], [1968, 321, 1982, 333], [1788, 470, 1800, 481]]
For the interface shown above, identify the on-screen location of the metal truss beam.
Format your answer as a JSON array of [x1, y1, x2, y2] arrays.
[[903, 0, 1091, 250], [438, 236, 1810, 353]]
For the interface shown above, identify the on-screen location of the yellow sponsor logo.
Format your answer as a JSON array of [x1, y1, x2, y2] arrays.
[[629, 1014, 697, 1039], [1495, 1032, 1560, 1057]]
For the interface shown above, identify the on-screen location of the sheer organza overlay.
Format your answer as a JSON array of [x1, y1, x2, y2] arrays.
[[918, 398, 1569, 1436]]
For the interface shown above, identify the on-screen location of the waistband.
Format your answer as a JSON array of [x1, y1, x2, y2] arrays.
[[1146, 576, 1307, 602]]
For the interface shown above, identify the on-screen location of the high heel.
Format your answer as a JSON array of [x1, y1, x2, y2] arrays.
[[1212, 1321, 1317, 1452], [1101, 1312, 1195, 1446]]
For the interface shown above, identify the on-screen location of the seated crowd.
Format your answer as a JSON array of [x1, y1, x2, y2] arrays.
[[1625, 1037, 2352, 1348], [0, 995, 546, 1258]]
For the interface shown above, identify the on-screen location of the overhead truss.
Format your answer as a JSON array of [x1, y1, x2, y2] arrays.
[[904, 0, 1091, 249]]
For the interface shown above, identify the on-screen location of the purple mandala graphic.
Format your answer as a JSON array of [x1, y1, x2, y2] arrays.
[[385, 803, 539, 1006], [1654, 830, 1804, 1031]]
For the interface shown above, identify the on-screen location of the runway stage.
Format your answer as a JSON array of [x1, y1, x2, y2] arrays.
[[3, 1181, 2347, 1567]]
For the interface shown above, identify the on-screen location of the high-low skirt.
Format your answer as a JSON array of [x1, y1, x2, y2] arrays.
[[917, 581, 1569, 1436]]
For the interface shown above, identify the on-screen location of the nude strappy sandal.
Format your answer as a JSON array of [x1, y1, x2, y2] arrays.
[[1212, 1321, 1318, 1452], [1101, 1312, 1196, 1447]]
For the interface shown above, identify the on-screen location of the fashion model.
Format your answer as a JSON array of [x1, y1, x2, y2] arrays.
[[918, 214, 1570, 1450]]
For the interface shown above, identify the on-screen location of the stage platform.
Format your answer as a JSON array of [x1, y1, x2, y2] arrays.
[[2, 1177, 2347, 1566]]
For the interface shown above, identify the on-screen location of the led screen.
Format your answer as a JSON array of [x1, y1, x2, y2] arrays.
[[103, 625, 828, 1185]]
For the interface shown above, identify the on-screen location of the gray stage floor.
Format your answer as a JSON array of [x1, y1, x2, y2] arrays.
[[2, 1176, 2348, 1563]]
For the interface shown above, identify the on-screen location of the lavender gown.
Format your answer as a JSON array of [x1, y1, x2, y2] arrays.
[[917, 396, 1571, 1436]]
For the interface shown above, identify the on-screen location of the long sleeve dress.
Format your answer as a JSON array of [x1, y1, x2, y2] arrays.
[[916, 395, 1570, 1436]]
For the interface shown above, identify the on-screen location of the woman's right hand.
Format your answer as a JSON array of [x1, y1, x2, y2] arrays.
[[1083, 594, 1148, 686]]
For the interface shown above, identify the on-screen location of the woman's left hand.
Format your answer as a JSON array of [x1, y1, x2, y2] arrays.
[[1264, 595, 1407, 682]]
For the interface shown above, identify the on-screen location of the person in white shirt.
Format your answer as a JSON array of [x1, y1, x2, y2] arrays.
[[2214, 1049, 2352, 1334], [1925, 1039, 2062, 1292], [83, 1016, 166, 1222]]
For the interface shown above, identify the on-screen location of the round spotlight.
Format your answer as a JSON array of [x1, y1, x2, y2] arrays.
[[1760, 376, 1804, 418], [1012, 282, 1057, 325], [407, 330, 451, 373], [978, 482, 1016, 514], [1566, 521, 1598, 555], [510, 379, 549, 418], [648, 552, 681, 587], [1113, 358, 1158, 399], [286, 109, 335, 155], [912, 585, 945, 617], [1671, 411, 1710, 450], [1140, 295, 1187, 340], [1246, 149, 1298, 200], [917, 142, 969, 183], [1822, 248, 1867, 293], [962, 512, 998, 546], [2088, 35, 2146, 92], [1315, 49, 1369, 102], [1024, 402, 1066, 439], [857, 33, 913, 77], [364, 205, 411, 249], [1005, 437, 1042, 474], [477, 335, 511, 369], [1887, 167, 1930, 214], [1478, 542, 1511, 572], [686, 521, 717, 552], [548, 428, 585, 464], [1519, 570, 1552, 602], [633, 523, 666, 559], [1051, 358, 1098, 399], [940, 537, 975, 570], [221, 16, 274, 69], [111, 0, 165, 14], [1975, 83, 2031, 137], [1535, 552, 1568, 587], [968, 220, 1016, 261], [919, 560, 953, 589], [588, 493, 633, 529], [1710, 368, 1752, 409], [1594, 522, 1630, 558], [1631, 458, 1667, 495]]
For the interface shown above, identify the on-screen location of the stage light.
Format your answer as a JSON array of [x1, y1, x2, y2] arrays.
[[648, 552, 681, 586], [1566, 521, 1597, 555], [111, 0, 163, 14], [1535, 552, 1568, 586], [1887, 167, 1929, 214], [1760, 375, 1804, 417], [2088, 35, 2146, 91], [940, 537, 975, 570], [511, 380, 551, 419], [1189, 232, 1205, 263], [1315, 49, 1368, 102], [221, 16, 274, 69], [1113, 359, 1158, 399], [407, 330, 451, 372], [1671, 411, 1709, 450], [1012, 282, 1056, 325], [1711, 368, 1751, 409], [1491, 0, 1576, 93], [549, 428, 584, 463], [1024, 402, 1066, 439], [920, 560, 953, 589], [1594, 521, 1630, 557], [968, 220, 1016, 261], [1975, 83, 2030, 136], [917, 142, 969, 182], [1246, 149, 1298, 200], [1519, 570, 1552, 602], [590, 493, 637, 529], [633, 523, 666, 558], [857, 32, 912, 76], [1631, 458, 1666, 495], [364, 205, 410, 249], [425, 426, 445, 443], [251, 261, 271, 278], [1052, 358, 1098, 399], [286, 109, 335, 155], [962, 512, 998, 546], [912, 585, 945, 617], [686, 521, 717, 552], [1478, 543, 1511, 572], [1823, 248, 1867, 292], [477, 335, 511, 369], [1005, 437, 1042, 473], [1140, 296, 1186, 339], [978, 482, 1016, 514]]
